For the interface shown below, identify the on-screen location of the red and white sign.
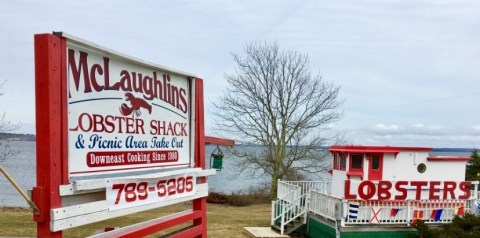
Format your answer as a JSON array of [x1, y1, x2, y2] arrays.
[[345, 180, 471, 200], [106, 172, 196, 210], [34, 33, 214, 237], [67, 41, 193, 178]]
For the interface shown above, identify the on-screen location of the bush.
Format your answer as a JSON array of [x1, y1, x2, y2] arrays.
[[413, 214, 480, 238], [207, 184, 271, 207], [226, 193, 252, 207], [206, 191, 228, 204]]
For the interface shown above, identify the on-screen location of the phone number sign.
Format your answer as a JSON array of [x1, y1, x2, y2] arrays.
[[106, 172, 196, 210], [66, 40, 193, 178]]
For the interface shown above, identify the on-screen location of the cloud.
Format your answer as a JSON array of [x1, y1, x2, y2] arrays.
[[340, 123, 480, 147], [409, 124, 448, 135], [367, 123, 450, 136], [371, 123, 402, 132], [413, 124, 445, 130]]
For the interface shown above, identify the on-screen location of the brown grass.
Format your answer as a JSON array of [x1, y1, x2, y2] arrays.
[[0, 202, 271, 237], [207, 203, 271, 238]]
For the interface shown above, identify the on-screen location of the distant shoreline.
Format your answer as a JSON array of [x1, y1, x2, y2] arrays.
[[0, 133, 35, 142]]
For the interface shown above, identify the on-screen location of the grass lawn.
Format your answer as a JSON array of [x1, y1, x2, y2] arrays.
[[0, 203, 271, 237]]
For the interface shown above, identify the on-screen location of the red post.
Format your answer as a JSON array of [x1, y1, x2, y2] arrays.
[[33, 34, 66, 237], [193, 78, 207, 238]]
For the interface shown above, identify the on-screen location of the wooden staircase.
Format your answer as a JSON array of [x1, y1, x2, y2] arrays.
[[271, 190, 308, 235], [272, 215, 304, 235], [271, 180, 330, 235]]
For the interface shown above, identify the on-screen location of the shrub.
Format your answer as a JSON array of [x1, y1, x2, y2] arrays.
[[207, 184, 271, 206], [413, 214, 480, 238], [206, 191, 228, 204], [227, 192, 252, 207]]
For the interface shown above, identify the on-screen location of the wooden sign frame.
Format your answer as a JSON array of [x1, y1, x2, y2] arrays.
[[33, 32, 214, 237]]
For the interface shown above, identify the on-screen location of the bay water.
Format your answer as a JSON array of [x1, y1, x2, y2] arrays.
[[0, 141, 270, 207]]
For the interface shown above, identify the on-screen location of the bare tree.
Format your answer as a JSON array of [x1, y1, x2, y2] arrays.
[[0, 81, 19, 162], [213, 42, 344, 199]]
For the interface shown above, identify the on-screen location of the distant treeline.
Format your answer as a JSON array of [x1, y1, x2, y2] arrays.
[[0, 133, 35, 141]]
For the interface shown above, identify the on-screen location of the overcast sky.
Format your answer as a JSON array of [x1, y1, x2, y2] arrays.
[[0, 1, 479, 148]]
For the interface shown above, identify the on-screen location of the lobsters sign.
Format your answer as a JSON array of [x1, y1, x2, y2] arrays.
[[345, 180, 471, 200], [67, 42, 192, 178]]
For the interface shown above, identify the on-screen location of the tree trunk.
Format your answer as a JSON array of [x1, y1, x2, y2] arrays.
[[270, 175, 279, 200]]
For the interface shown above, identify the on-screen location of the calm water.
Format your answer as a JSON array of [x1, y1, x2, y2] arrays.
[[0, 141, 36, 207], [0, 141, 473, 207], [0, 141, 270, 207]]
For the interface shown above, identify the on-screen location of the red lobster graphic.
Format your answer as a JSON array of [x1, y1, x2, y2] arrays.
[[119, 92, 152, 117]]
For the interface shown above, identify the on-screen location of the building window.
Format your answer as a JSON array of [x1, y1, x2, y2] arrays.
[[371, 155, 380, 170], [350, 154, 363, 170], [333, 153, 339, 169], [340, 153, 347, 170]]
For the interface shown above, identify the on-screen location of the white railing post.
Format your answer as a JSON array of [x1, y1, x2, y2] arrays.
[[472, 181, 479, 199], [303, 191, 310, 223], [277, 179, 283, 199], [280, 201, 285, 235], [271, 201, 275, 226], [407, 200, 411, 225]]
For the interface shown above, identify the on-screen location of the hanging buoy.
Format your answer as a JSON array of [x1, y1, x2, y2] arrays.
[[210, 145, 224, 171]]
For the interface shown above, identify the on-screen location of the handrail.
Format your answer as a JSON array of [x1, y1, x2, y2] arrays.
[[271, 189, 296, 226], [282, 193, 308, 227], [271, 181, 312, 235], [272, 189, 308, 235]]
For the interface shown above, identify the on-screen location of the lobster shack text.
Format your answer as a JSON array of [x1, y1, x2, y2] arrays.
[[70, 113, 187, 136]]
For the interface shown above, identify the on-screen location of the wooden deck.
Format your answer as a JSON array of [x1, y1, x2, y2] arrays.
[[244, 227, 290, 238]]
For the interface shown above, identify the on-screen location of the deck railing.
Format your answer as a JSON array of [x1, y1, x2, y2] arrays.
[[343, 199, 475, 225], [277, 180, 301, 200], [280, 180, 331, 195], [293, 182, 479, 226], [274, 181, 480, 230], [309, 190, 342, 220]]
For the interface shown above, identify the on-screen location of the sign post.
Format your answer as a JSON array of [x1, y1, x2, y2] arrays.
[[33, 32, 220, 237]]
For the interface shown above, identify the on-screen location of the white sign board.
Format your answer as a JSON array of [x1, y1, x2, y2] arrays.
[[66, 41, 193, 179]]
